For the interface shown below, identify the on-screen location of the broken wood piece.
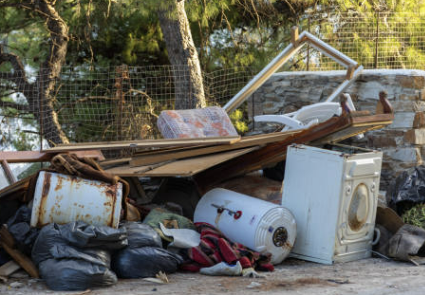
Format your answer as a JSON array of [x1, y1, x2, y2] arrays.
[[0, 260, 21, 277], [0, 225, 39, 278], [130, 131, 301, 167], [0, 225, 16, 248], [134, 160, 174, 174], [106, 147, 258, 177], [1, 160, 16, 184], [376, 91, 393, 115], [0, 242, 39, 278], [0, 175, 31, 201], [44, 136, 241, 153], [99, 157, 131, 169], [194, 106, 394, 194], [0, 150, 105, 163]]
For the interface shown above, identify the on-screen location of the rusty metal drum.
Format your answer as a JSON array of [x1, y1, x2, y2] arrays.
[[30, 171, 123, 228]]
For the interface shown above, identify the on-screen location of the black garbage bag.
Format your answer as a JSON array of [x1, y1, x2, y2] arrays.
[[39, 258, 117, 291], [32, 221, 127, 291], [6, 206, 39, 256], [32, 221, 127, 266], [112, 246, 183, 278], [120, 222, 162, 248], [387, 165, 425, 215], [50, 244, 111, 267], [57, 221, 128, 250]]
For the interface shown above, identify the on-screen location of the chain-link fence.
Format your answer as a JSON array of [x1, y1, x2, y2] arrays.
[[298, 12, 425, 70], [1, 12, 425, 151], [0, 66, 255, 150]]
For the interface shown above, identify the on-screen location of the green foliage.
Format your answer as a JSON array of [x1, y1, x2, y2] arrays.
[[402, 204, 425, 229], [17, 162, 48, 180], [229, 109, 248, 134]]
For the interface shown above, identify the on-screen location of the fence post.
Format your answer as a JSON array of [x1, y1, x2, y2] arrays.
[[374, 11, 380, 69], [38, 66, 44, 151], [307, 15, 311, 71]]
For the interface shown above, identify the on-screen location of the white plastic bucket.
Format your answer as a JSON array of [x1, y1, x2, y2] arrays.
[[194, 188, 296, 265], [30, 171, 123, 228]]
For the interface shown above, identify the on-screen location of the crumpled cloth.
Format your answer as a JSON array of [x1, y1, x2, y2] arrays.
[[180, 223, 274, 272]]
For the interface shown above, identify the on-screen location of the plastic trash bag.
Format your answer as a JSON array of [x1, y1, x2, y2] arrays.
[[32, 221, 127, 266], [39, 258, 117, 291], [31, 221, 126, 291], [387, 165, 425, 215], [6, 205, 39, 256], [120, 222, 162, 248], [112, 246, 183, 278], [57, 221, 128, 250], [50, 244, 111, 267]]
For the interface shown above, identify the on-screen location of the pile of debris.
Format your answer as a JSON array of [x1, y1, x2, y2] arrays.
[[3, 29, 423, 291], [0, 93, 397, 291]]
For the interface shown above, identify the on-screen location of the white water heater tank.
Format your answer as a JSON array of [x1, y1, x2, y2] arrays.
[[194, 188, 296, 265]]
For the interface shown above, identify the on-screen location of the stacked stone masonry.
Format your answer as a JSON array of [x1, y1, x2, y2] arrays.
[[248, 69, 425, 190]]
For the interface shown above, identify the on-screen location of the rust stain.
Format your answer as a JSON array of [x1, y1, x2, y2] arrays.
[[283, 241, 293, 250], [349, 218, 364, 231], [55, 175, 64, 191], [38, 173, 52, 227], [106, 184, 118, 227]]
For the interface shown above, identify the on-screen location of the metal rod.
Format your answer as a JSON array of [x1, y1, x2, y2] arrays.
[[223, 42, 301, 113], [223, 30, 361, 113], [374, 11, 380, 69], [325, 66, 364, 102]]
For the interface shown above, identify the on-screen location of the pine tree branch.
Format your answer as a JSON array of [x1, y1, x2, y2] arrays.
[[0, 100, 30, 112], [0, 47, 33, 93]]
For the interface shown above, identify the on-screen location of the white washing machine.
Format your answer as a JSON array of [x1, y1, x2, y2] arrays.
[[281, 144, 382, 264]]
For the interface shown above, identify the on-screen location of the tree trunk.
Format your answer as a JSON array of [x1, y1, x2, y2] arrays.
[[158, 0, 206, 110], [0, 0, 69, 147], [38, 0, 70, 145]]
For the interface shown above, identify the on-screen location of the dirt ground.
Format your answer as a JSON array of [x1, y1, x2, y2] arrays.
[[1, 257, 425, 295]]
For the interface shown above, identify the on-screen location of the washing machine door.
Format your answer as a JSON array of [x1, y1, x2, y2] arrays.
[[337, 157, 380, 244]]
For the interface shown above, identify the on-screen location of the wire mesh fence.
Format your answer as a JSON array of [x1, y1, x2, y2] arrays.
[[0, 66, 256, 150], [1, 12, 425, 151], [298, 12, 425, 70]]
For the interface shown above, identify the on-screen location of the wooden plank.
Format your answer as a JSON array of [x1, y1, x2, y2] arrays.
[[312, 124, 389, 145], [193, 106, 394, 194], [44, 136, 241, 153], [0, 242, 39, 278], [0, 225, 39, 278], [106, 147, 258, 177], [0, 226, 16, 248], [0, 150, 105, 163], [1, 160, 16, 184], [0, 261, 21, 277], [99, 157, 131, 169], [0, 176, 31, 201], [130, 131, 301, 166]]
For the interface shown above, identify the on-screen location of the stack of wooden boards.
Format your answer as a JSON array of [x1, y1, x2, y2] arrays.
[[42, 97, 395, 193]]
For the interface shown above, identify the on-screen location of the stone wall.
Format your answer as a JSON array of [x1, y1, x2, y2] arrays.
[[248, 69, 425, 190]]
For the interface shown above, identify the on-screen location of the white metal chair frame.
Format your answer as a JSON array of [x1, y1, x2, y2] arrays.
[[223, 27, 363, 116]]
